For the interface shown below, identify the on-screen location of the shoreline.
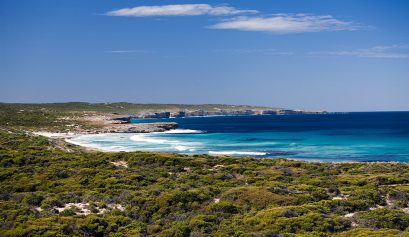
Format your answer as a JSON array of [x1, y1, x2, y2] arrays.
[[35, 131, 405, 164], [33, 113, 178, 137], [132, 112, 334, 121], [31, 114, 179, 152], [29, 112, 408, 164], [4, 107, 409, 236]]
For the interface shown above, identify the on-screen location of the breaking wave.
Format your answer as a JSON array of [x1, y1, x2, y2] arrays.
[[208, 151, 267, 156], [130, 134, 173, 144], [162, 129, 204, 134]]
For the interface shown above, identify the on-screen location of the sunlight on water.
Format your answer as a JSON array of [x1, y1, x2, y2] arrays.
[[67, 113, 409, 162]]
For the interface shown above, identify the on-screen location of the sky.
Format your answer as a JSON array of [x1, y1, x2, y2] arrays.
[[1, 0, 409, 112]]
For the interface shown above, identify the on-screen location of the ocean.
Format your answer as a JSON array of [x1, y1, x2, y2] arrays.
[[67, 112, 409, 162]]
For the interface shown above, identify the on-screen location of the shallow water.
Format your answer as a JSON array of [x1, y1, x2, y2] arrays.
[[67, 112, 409, 162]]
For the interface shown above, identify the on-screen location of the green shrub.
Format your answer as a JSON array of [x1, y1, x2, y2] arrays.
[[354, 209, 409, 230], [221, 187, 295, 211], [209, 202, 239, 214]]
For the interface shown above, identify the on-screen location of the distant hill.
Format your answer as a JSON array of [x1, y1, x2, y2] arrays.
[[0, 102, 280, 114]]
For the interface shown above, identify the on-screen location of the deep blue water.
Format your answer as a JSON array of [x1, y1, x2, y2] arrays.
[[67, 112, 409, 162]]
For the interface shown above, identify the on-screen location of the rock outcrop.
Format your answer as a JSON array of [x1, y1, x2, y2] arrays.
[[76, 114, 178, 133], [89, 122, 178, 134]]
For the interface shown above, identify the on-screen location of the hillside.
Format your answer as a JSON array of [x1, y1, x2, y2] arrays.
[[0, 102, 277, 114], [2, 129, 409, 236], [0, 102, 279, 133], [1, 104, 409, 236]]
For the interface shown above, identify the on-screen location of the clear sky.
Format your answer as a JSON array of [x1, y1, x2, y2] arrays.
[[1, 0, 409, 111]]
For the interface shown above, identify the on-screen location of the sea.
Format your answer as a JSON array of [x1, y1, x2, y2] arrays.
[[66, 112, 409, 162]]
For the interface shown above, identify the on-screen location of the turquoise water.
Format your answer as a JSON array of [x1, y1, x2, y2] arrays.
[[67, 112, 409, 162]]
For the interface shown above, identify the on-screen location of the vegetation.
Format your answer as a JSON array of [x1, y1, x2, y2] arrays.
[[0, 102, 274, 114], [1, 103, 409, 236], [0, 102, 276, 132]]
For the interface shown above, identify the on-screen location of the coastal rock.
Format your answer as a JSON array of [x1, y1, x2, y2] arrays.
[[82, 115, 131, 125], [90, 122, 178, 134], [34, 122, 178, 139], [78, 114, 178, 134]]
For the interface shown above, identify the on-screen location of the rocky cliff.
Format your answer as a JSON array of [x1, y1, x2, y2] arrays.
[[86, 122, 178, 134]]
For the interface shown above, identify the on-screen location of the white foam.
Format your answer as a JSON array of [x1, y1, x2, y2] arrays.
[[162, 129, 204, 134], [66, 139, 129, 152], [208, 151, 267, 156], [65, 139, 96, 148], [174, 145, 189, 151], [130, 134, 172, 144], [66, 133, 201, 153]]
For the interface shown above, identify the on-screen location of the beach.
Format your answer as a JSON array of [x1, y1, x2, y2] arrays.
[[60, 112, 409, 162]]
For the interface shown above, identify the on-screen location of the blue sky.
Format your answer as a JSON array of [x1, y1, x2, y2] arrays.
[[1, 0, 408, 111]]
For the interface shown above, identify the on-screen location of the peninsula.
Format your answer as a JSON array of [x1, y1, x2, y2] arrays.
[[0, 102, 326, 135]]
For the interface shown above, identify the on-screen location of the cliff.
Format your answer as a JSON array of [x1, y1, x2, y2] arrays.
[[83, 122, 178, 134]]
